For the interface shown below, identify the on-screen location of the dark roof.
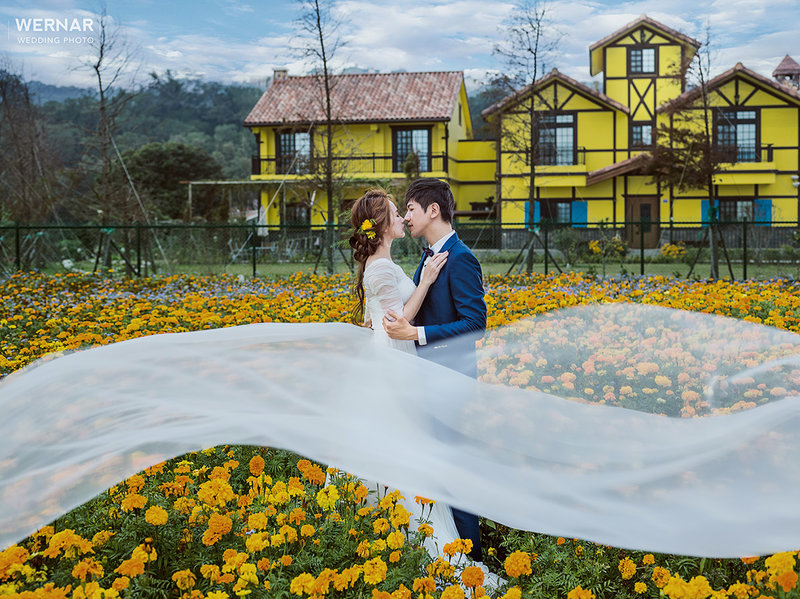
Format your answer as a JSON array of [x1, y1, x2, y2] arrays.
[[481, 68, 629, 119], [774, 54, 800, 76], [586, 154, 649, 186], [588, 14, 700, 53], [244, 71, 464, 126], [657, 62, 800, 114]]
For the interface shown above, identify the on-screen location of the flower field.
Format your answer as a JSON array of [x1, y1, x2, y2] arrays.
[[2, 271, 800, 599]]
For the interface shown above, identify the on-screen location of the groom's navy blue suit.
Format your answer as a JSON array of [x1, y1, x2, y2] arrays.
[[412, 231, 486, 560]]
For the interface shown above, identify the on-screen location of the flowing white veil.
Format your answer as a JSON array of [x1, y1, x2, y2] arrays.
[[2, 303, 800, 557]]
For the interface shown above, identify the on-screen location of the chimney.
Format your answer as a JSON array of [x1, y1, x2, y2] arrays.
[[273, 68, 289, 83]]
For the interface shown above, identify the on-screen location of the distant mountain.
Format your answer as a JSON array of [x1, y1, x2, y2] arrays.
[[28, 81, 93, 104]]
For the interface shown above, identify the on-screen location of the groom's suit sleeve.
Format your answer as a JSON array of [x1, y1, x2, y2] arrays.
[[422, 249, 486, 345]]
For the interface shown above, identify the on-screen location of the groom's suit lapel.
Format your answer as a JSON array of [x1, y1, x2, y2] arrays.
[[413, 253, 425, 286], [414, 231, 460, 286]]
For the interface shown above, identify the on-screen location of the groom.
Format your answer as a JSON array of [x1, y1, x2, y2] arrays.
[[383, 177, 487, 561]]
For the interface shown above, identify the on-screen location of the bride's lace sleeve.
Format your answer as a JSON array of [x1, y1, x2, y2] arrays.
[[364, 260, 405, 315]]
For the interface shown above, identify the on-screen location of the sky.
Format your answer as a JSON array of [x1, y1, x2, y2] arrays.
[[1, 0, 798, 92]]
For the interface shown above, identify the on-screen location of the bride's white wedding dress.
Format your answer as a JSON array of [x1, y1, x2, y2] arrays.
[[362, 258, 465, 556], [362, 259, 504, 588]]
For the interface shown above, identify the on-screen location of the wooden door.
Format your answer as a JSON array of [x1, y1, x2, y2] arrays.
[[626, 196, 660, 249]]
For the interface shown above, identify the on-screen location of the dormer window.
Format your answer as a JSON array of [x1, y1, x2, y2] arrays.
[[630, 48, 655, 74]]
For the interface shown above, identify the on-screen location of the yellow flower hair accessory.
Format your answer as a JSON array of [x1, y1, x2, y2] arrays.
[[358, 219, 377, 240]]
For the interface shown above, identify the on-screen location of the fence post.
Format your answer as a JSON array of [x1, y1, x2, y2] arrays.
[[543, 223, 549, 275], [639, 218, 645, 276], [742, 217, 748, 281], [251, 222, 257, 278], [15, 222, 21, 271], [136, 223, 142, 277]]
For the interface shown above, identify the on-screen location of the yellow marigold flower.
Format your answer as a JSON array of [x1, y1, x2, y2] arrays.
[[201, 564, 222, 581], [248, 512, 269, 531], [618, 557, 636, 580], [412, 577, 435, 593], [363, 557, 388, 585], [652, 566, 670, 588], [373, 518, 390, 535], [461, 566, 485, 588], [566, 585, 595, 599], [765, 551, 796, 575], [172, 569, 196, 590], [126, 474, 145, 493], [642, 554, 655, 565], [392, 584, 412, 599], [418, 523, 433, 537], [501, 587, 522, 599], [72, 558, 104, 581], [198, 478, 235, 507], [91, 530, 115, 547], [356, 540, 371, 558], [249, 455, 265, 476], [207, 592, 230, 599], [634, 581, 647, 594], [316, 485, 339, 510], [300, 524, 315, 537], [245, 533, 268, 553], [389, 503, 411, 529], [505, 551, 533, 578], [287, 478, 306, 497], [727, 582, 756, 598], [144, 505, 168, 526], [121, 493, 147, 512], [112, 576, 130, 591], [441, 585, 465, 599], [386, 530, 404, 550]]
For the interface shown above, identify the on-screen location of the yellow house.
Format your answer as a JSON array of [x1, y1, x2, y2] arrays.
[[244, 70, 495, 228], [483, 15, 800, 248]]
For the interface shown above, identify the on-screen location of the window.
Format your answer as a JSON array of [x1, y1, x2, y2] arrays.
[[276, 131, 311, 174], [285, 202, 310, 226], [715, 110, 758, 162], [631, 123, 653, 147], [718, 200, 753, 222], [540, 200, 571, 224], [630, 48, 655, 74], [393, 128, 431, 172], [537, 114, 575, 165]]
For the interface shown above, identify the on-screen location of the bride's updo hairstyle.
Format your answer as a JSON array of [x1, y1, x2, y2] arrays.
[[348, 188, 395, 324]]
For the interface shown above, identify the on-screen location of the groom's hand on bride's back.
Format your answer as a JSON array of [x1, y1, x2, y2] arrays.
[[383, 310, 418, 341]]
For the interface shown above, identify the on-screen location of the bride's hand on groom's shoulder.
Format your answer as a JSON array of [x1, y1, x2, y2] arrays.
[[420, 251, 448, 287], [383, 310, 417, 341]]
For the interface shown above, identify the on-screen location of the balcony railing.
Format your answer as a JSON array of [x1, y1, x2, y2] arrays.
[[523, 146, 586, 167], [251, 153, 448, 176], [714, 143, 774, 164]]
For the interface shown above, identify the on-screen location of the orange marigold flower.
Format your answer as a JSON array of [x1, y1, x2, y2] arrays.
[[740, 556, 759, 565], [418, 523, 433, 537], [389, 550, 401, 563], [112, 576, 130, 591], [71, 558, 104, 581], [115, 556, 146, 577], [775, 570, 798, 592], [556, 537, 566, 545], [652, 566, 670, 588], [414, 496, 436, 505], [412, 577, 436, 593], [249, 455, 265, 476], [461, 566, 485, 588], [441, 585, 465, 599], [505, 551, 533, 578], [202, 513, 233, 546], [300, 524, 315, 537], [566, 585, 595, 599], [172, 569, 196, 590], [618, 557, 636, 580], [144, 505, 168, 526], [280, 555, 293, 567], [642, 554, 655, 565]]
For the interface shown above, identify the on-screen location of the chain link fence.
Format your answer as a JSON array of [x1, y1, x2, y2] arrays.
[[1, 220, 799, 280]]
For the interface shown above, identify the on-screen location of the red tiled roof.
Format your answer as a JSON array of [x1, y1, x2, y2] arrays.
[[481, 68, 629, 118], [774, 54, 800, 76], [588, 14, 700, 52], [657, 62, 800, 114], [244, 71, 464, 126]]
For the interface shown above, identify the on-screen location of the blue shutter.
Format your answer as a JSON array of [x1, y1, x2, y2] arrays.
[[753, 199, 772, 226], [533, 200, 540, 224], [524, 200, 540, 226], [572, 200, 587, 228], [701, 199, 710, 226]]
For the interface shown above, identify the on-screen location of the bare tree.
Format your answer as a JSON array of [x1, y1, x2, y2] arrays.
[[83, 4, 141, 224], [295, 0, 345, 274], [493, 0, 561, 271], [0, 59, 68, 223]]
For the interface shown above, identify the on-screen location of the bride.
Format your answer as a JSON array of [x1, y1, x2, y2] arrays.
[[345, 188, 471, 557]]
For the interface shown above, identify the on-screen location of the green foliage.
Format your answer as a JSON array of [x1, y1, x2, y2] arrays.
[[110, 142, 224, 221]]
